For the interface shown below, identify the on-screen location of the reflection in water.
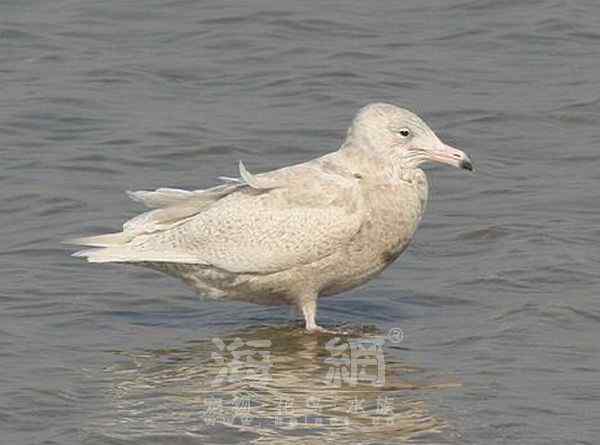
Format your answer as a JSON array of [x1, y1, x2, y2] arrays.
[[85, 326, 459, 444]]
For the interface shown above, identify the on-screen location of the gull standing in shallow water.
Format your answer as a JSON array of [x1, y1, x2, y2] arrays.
[[67, 103, 473, 332]]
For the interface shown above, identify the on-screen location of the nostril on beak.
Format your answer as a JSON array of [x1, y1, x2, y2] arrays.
[[461, 159, 473, 171]]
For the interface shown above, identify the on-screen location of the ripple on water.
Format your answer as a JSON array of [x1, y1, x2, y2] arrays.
[[82, 326, 457, 444]]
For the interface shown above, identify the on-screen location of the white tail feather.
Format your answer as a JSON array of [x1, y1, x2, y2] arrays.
[[68, 173, 249, 264], [64, 232, 133, 247], [126, 188, 196, 209], [72, 247, 204, 264]]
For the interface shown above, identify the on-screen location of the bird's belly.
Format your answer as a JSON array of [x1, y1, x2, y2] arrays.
[[142, 261, 298, 305]]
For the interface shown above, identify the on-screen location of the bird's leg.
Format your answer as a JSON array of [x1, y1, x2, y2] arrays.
[[298, 295, 338, 334], [297, 293, 323, 332], [298, 294, 320, 332]]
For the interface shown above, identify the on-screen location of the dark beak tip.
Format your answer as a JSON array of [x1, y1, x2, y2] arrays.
[[461, 159, 474, 171]]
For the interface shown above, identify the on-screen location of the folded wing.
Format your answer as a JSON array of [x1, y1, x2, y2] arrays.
[[68, 162, 365, 274]]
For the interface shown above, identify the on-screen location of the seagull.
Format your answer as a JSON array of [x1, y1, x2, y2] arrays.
[[67, 103, 473, 332]]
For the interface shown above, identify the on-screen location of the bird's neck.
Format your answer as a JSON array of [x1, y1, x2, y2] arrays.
[[328, 141, 420, 183]]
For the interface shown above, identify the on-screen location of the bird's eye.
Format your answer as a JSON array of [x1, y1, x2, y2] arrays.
[[398, 128, 411, 138]]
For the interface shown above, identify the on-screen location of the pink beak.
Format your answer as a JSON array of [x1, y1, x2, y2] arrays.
[[429, 142, 473, 171]]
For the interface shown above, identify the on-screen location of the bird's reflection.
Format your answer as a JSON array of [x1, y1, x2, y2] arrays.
[[89, 325, 458, 444]]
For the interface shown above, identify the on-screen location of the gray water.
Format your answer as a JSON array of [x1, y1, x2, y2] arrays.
[[2, 1, 599, 444]]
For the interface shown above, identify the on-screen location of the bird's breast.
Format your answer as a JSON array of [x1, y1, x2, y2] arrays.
[[318, 174, 428, 297], [363, 172, 427, 248]]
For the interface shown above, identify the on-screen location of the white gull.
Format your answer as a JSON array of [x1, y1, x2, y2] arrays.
[[67, 103, 473, 332]]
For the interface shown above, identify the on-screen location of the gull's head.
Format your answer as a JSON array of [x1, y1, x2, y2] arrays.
[[345, 103, 473, 171]]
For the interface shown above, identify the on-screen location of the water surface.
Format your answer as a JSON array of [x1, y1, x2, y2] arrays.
[[1, 0, 599, 444]]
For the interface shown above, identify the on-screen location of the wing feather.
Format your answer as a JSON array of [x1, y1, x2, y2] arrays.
[[72, 164, 364, 274]]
